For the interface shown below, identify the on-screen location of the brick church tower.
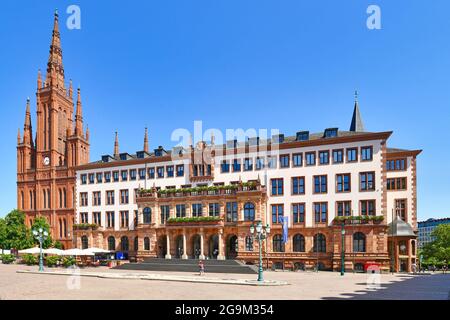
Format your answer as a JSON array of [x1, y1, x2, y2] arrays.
[[16, 11, 90, 249]]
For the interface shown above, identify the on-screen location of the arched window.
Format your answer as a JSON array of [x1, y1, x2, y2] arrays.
[[47, 189, 51, 209], [245, 236, 253, 251], [81, 236, 89, 249], [108, 236, 116, 251], [353, 232, 366, 252], [63, 219, 67, 238], [293, 234, 305, 252], [134, 237, 139, 251], [244, 202, 255, 221], [59, 219, 63, 238], [59, 189, 62, 208], [121, 236, 129, 252], [273, 234, 285, 252], [144, 237, 150, 251], [313, 233, 326, 253], [63, 188, 67, 208], [43, 190, 47, 209], [143, 207, 152, 224]]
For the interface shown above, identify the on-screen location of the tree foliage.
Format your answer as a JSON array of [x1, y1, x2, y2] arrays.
[[30, 217, 53, 249], [3, 210, 33, 250], [422, 224, 450, 265]]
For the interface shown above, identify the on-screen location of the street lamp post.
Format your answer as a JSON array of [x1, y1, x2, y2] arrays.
[[32, 228, 48, 272], [341, 223, 345, 276], [249, 221, 270, 282]]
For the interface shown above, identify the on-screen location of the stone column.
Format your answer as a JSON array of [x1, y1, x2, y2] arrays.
[[217, 230, 225, 260], [199, 233, 205, 260], [165, 233, 172, 259], [182, 232, 188, 260]]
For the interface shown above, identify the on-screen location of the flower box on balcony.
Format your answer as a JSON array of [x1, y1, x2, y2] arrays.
[[333, 216, 384, 225], [73, 223, 99, 231], [166, 217, 223, 225]]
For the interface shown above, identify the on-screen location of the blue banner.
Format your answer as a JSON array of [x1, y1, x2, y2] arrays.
[[278, 216, 289, 244]]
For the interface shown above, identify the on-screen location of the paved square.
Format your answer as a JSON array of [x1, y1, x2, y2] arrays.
[[0, 264, 448, 300]]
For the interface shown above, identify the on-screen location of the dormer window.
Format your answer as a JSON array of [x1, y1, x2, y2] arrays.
[[136, 151, 145, 159], [154, 146, 166, 157], [324, 128, 338, 138], [296, 131, 309, 141]]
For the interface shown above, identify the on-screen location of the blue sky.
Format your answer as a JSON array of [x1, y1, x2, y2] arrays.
[[0, 0, 449, 219]]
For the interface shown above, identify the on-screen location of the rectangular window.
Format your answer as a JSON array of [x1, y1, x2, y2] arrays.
[[106, 211, 115, 228], [88, 173, 95, 184], [314, 202, 328, 223], [121, 170, 128, 181], [113, 171, 119, 182], [319, 151, 329, 165], [313, 175, 327, 194], [292, 203, 305, 224], [209, 203, 220, 217], [292, 177, 305, 195], [226, 202, 238, 222], [160, 205, 170, 224], [271, 178, 284, 196], [129, 169, 137, 181], [232, 159, 241, 172], [192, 203, 203, 217], [306, 152, 316, 166], [267, 156, 277, 169], [93, 212, 101, 225], [120, 211, 129, 228], [395, 199, 407, 221], [167, 165, 174, 177], [255, 157, 265, 170], [386, 158, 406, 171], [221, 160, 230, 173], [96, 173, 103, 183], [336, 173, 351, 192], [280, 154, 290, 168], [361, 146, 373, 161], [332, 149, 343, 164], [80, 212, 88, 224], [81, 174, 87, 185], [148, 167, 155, 179], [93, 191, 101, 206], [360, 172, 375, 191], [176, 165, 184, 177], [157, 166, 164, 178], [106, 191, 115, 205], [337, 201, 351, 217], [292, 153, 303, 167], [347, 148, 358, 162], [244, 158, 253, 171], [138, 168, 146, 180], [176, 204, 186, 218], [104, 172, 111, 183], [272, 204, 284, 224], [387, 177, 407, 191], [360, 200, 376, 216], [120, 189, 129, 204], [80, 193, 88, 207]]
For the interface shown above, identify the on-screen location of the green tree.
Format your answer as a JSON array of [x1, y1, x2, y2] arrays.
[[30, 217, 53, 249], [0, 218, 7, 253], [422, 224, 450, 265], [4, 210, 33, 250]]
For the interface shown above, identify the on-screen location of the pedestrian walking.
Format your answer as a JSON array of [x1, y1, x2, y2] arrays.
[[199, 260, 205, 276]]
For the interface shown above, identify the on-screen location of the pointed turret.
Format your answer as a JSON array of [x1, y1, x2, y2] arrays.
[[23, 98, 33, 146], [69, 79, 73, 99], [349, 91, 365, 132], [114, 132, 119, 157], [143, 127, 149, 152], [37, 69, 42, 89], [86, 125, 90, 141], [75, 87, 83, 135], [45, 10, 65, 89], [17, 128, 21, 145]]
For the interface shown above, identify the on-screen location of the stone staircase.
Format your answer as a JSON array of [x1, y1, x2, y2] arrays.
[[114, 258, 257, 274]]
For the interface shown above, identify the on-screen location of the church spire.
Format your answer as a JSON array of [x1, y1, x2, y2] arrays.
[[143, 127, 149, 153], [114, 132, 119, 157], [23, 98, 33, 146], [45, 9, 65, 89], [75, 87, 83, 135], [17, 128, 21, 145], [349, 91, 365, 132]]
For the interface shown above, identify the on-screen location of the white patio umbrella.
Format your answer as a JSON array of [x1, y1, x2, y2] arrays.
[[44, 248, 64, 255], [85, 247, 110, 254], [18, 247, 41, 255], [60, 248, 94, 256]]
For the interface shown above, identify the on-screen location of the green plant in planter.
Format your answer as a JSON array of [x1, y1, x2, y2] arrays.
[[62, 256, 76, 268], [1, 254, 16, 264], [46, 255, 60, 267], [23, 254, 38, 265]]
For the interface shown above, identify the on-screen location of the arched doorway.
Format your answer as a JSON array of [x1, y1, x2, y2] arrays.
[[191, 235, 201, 259], [209, 235, 219, 259], [226, 235, 238, 259], [175, 235, 184, 259], [157, 236, 167, 258]]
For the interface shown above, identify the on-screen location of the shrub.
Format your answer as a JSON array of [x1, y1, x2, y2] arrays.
[[1, 254, 16, 264], [62, 256, 76, 268], [23, 254, 38, 265], [46, 255, 60, 267]]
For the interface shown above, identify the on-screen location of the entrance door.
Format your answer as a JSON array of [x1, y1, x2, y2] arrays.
[[226, 235, 238, 259], [209, 235, 219, 259], [400, 259, 408, 272], [175, 236, 184, 259], [192, 235, 201, 259], [158, 236, 167, 258]]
